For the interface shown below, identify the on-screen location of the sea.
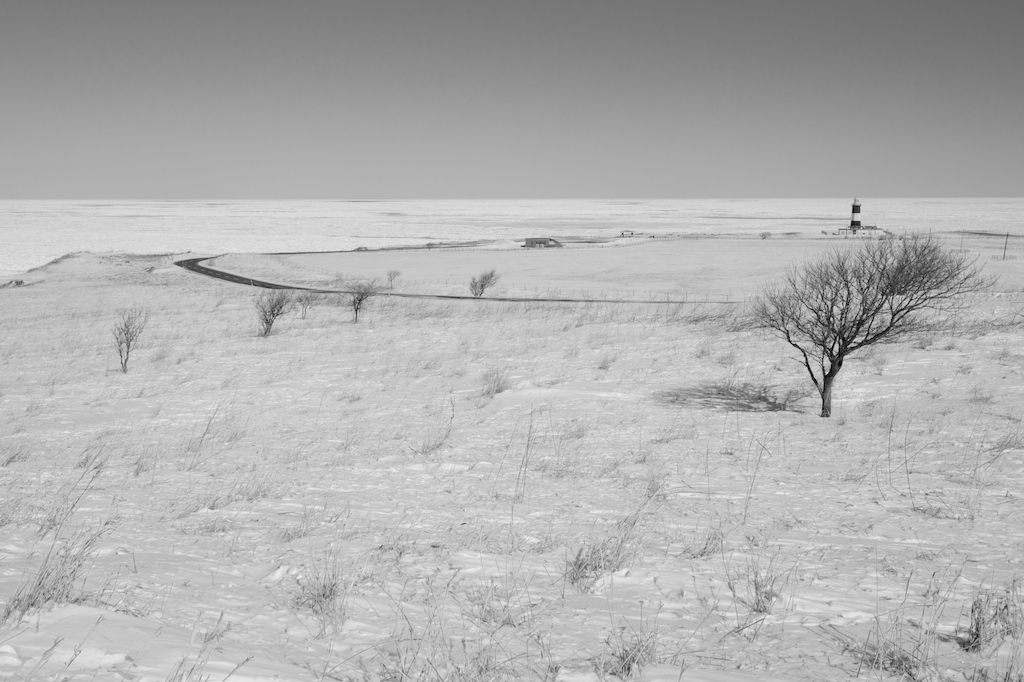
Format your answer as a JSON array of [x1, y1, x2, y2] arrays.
[[2, 198, 1022, 276]]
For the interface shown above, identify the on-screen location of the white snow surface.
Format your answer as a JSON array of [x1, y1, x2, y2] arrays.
[[3, 198, 1023, 276], [1, 212, 1023, 681]]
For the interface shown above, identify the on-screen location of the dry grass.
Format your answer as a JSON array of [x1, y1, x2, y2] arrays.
[[481, 366, 513, 398], [164, 613, 253, 682], [1, 250, 1023, 679], [367, 579, 530, 682], [600, 618, 660, 679], [957, 580, 1024, 652], [565, 499, 654, 593], [293, 546, 350, 637], [1, 527, 105, 626], [725, 548, 790, 616], [676, 524, 725, 560]]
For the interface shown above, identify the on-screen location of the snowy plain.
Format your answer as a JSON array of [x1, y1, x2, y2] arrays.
[[4, 198, 1023, 277], [1, 200, 1023, 681]]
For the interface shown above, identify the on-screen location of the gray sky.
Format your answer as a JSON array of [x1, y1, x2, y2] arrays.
[[1, 1, 1021, 198]]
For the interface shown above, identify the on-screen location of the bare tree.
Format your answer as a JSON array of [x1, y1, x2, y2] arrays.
[[113, 307, 150, 373], [254, 289, 294, 337], [386, 270, 401, 289], [347, 279, 382, 322], [469, 268, 500, 297], [754, 235, 990, 417], [294, 290, 323, 319]]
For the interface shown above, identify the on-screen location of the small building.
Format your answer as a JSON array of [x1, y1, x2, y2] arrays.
[[523, 238, 563, 248]]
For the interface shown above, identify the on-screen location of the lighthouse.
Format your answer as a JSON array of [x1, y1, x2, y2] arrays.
[[850, 199, 861, 229]]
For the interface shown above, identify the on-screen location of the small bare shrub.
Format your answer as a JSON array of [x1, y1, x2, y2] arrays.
[[294, 290, 323, 319], [470, 268, 500, 297], [759, 231, 772, 240], [346, 279, 382, 322], [253, 289, 293, 337], [113, 306, 149, 373]]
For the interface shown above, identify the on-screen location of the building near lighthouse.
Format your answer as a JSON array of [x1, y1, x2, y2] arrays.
[[523, 238, 563, 248]]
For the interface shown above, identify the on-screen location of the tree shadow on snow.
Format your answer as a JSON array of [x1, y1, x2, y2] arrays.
[[656, 381, 808, 413]]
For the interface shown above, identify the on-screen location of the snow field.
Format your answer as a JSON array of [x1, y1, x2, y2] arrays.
[[0, 245, 1023, 681]]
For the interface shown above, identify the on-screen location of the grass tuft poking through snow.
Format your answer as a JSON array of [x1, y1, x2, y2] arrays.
[[481, 366, 512, 398], [726, 548, 791, 616], [1, 527, 106, 626], [293, 546, 350, 638], [600, 617, 660, 679], [2, 246, 1023, 680], [957, 579, 1024, 653], [165, 612, 253, 682], [565, 497, 654, 593]]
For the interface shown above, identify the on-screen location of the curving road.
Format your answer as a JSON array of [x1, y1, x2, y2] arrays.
[[174, 256, 305, 290], [173, 255, 722, 305]]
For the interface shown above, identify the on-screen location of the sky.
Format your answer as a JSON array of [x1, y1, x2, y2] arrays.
[[1, 1, 1021, 199]]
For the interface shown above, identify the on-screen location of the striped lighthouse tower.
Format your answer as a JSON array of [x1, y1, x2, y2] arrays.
[[850, 199, 862, 229]]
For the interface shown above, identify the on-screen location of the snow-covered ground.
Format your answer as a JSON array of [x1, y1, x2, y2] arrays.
[[1, 233, 1023, 681], [3, 198, 1023, 276]]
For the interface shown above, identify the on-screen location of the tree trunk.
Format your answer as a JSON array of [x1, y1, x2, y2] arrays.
[[819, 373, 839, 417]]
